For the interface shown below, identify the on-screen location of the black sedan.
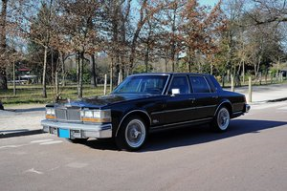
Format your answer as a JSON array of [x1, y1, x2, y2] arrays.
[[41, 73, 250, 151], [0, 101, 3, 110]]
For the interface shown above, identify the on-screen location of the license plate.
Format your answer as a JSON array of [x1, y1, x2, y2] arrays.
[[59, 128, 70, 138]]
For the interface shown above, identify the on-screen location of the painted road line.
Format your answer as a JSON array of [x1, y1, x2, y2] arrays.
[[40, 140, 63, 145]]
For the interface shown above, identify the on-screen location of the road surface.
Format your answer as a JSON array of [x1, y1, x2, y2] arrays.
[[1, 101, 287, 191]]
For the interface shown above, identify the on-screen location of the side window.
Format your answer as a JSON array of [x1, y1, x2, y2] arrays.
[[189, 76, 211, 93], [168, 76, 190, 94]]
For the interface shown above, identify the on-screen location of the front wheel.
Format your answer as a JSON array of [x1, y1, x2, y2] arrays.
[[116, 116, 147, 151], [212, 107, 230, 132]]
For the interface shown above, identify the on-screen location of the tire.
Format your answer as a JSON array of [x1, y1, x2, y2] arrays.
[[116, 116, 147, 151], [66, 138, 88, 144], [212, 107, 230, 132]]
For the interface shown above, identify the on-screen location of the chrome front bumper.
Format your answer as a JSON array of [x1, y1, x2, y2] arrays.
[[41, 120, 112, 139]]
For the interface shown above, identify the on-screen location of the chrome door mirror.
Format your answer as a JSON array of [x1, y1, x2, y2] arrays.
[[171, 88, 180, 96]]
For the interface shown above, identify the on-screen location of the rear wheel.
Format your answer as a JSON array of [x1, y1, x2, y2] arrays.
[[212, 107, 230, 132], [116, 116, 147, 151]]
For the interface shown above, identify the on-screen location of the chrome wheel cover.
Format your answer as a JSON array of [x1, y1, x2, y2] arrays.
[[217, 108, 230, 131], [125, 119, 146, 148]]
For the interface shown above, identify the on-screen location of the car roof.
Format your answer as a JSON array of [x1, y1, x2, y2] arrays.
[[130, 73, 212, 77]]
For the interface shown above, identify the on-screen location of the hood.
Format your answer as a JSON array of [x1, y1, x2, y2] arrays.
[[58, 94, 152, 109]]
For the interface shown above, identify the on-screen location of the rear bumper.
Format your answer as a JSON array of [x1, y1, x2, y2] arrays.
[[41, 120, 112, 139], [244, 104, 251, 113]]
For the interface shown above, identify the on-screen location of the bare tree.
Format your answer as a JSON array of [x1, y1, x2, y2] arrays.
[[180, 0, 226, 73], [0, 0, 8, 90], [18, 0, 56, 98], [57, 0, 103, 98], [247, 0, 287, 25]]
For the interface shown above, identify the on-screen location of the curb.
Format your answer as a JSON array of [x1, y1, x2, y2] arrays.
[[0, 129, 44, 139], [267, 97, 287, 103]]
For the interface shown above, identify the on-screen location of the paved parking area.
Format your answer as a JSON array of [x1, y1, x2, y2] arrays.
[[0, 104, 45, 136]]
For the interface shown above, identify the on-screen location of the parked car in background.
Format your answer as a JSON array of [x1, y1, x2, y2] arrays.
[[0, 101, 4, 110], [41, 73, 250, 151]]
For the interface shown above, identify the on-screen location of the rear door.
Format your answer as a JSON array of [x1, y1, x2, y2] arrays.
[[189, 75, 219, 120]]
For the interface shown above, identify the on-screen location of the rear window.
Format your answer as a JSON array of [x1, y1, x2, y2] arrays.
[[189, 76, 211, 93]]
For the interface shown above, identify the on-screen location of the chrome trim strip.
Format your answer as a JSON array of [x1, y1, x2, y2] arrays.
[[161, 74, 172, 95], [152, 107, 196, 115], [152, 117, 213, 129], [151, 105, 216, 115], [196, 105, 217, 109]]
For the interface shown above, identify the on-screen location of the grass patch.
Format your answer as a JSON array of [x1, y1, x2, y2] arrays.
[[0, 84, 109, 105]]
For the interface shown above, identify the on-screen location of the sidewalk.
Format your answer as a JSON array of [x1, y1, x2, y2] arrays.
[[0, 104, 46, 138], [1, 83, 287, 138], [224, 83, 287, 104]]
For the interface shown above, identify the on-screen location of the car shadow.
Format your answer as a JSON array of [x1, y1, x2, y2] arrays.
[[84, 119, 287, 152], [142, 119, 287, 152], [85, 139, 118, 151]]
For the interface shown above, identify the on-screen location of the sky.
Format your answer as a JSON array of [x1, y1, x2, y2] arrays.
[[199, 0, 220, 6]]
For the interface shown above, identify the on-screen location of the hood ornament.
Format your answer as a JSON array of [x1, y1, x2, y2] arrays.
[[65, 98, 72, 107]]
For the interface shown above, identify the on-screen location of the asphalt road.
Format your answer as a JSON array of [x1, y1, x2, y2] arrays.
[[1, 101, 287, 191]]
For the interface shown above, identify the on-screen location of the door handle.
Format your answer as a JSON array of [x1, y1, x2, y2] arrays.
[[189, 98, 196, 103], [212, 96, 218, 99]]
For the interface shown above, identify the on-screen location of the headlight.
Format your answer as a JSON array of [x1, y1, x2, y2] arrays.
[[81, 109, 111, 123], [46, 108, 56, 120]]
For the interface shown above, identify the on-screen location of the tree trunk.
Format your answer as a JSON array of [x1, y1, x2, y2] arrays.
[[145, 46, 149, 73], [164, 57, 168, 73], [77, 51, 83, 98], [55, 57, 59, 97], [0, 0, 8, 90], [0, 67, 7, 89], [242, 62, 245, 85], [42, 46, 48, 98], [90, 54, 97, 87], [110, 59, 114, 93], [13, 62, 16, 95], [60, 51, 66, 87]]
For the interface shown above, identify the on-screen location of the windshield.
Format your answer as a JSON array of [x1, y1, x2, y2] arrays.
[[112, 75, 168, 95]]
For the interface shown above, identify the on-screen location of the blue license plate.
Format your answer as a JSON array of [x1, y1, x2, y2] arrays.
[[59, 128, 70, 138]]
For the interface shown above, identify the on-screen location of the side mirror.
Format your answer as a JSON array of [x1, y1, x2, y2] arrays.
[[171, 88, 180, 96]]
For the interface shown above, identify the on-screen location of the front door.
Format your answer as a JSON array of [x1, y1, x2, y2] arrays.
[[161, 75, 197, 125]]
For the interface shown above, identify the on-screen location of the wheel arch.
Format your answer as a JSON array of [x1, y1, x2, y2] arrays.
[[214, 100, 233, 116], [115, 110, 151, 137]]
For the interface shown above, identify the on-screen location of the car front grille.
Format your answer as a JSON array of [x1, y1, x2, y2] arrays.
[[55, 107, 81, 122]]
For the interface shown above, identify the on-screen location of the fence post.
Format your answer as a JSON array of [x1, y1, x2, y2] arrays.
[[104, 74, 107, 95], [248, 77, 252, 103], [231, 75, 235, 92]]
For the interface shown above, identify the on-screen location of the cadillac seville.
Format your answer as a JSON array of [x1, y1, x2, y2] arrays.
[[41, 73, 250, 151]]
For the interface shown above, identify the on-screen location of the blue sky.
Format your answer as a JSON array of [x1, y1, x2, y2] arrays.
[[199, 0, 220, 6]]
